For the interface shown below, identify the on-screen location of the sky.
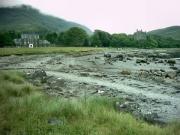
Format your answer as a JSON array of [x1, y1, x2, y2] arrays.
[[0, 0, 180, 34]]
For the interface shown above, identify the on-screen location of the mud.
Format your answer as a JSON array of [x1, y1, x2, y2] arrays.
[[0, 48, 180, 124]]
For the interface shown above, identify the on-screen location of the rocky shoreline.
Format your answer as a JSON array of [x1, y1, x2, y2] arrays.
[[0, 48, 180, 124]]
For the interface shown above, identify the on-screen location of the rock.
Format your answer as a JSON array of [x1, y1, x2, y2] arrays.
[[158, 59, 164, 63], [177, 69, 180, 73], [97, 90, 105, 94], [165, 71, 177, 79], [170, 66, 178, 70], [32, 69, 47, 78], [114, 54, 124, 61], [126, 57, 132, 60], [171, 90, 180, 94], [124, 96, 135, 102], [33, 80, 42, 86], [160, 69, 165, 72], [104, 53, 111, 58], [136, 58, 147, 64], [123, 60, 127, 62], [56, 61, 62, 64], [141, 98, 147, 102], [143, 112, 159, 123], [159, 53, 170, 58], [80, 72, 89, 77], [148, 54, 157, 58], [95, 56, 100, 59], [121, 70, 131, 75], [167, 59, 176, 65], [153, 71, 162, 77], [29, 69, 47, 83], [44, 85, 50, 90], [163, 101, 171, 105], [119, 101, 130, 109]]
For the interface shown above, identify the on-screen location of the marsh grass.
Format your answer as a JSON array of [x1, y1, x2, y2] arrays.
[[0, 47, 104, 56], [0, 70, 180, 135]]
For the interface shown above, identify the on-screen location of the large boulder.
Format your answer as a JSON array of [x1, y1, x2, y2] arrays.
[[143, 112, 159, 123], [29, 69, 47, 84], [121, 69, 131, 75], [104, 53, 111, 58], [31, 69, 47, 79], [114, 54, 124, 61], [167, 59, 176, 65], [165, 71, 177, 79], [136, 58, 148, 64]]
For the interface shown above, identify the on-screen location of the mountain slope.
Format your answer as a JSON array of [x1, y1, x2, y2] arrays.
[[0, 5, 92, 34], [148, 26, 180, 40]]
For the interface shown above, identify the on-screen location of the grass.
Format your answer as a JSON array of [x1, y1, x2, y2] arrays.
[[0, 70, 180, 135], [0, 47, 104, 56]]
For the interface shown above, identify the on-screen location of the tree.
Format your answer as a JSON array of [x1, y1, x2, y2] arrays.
[[0, 31, 19, 47], [91, 30, 111, 47], [83, 38, 90, 46], [63, 27, 88, 46], [145, 36, 158, 48], [57, 32, 65, 46], [91, 32, 101, 47], [45, 33, 58, 44], [110, 34, 136, 47]]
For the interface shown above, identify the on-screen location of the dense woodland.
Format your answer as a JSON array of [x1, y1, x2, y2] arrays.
[[0, 27, 180, 48]]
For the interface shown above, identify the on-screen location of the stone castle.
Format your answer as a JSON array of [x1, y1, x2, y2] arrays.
[[133, 29, 147, 40]]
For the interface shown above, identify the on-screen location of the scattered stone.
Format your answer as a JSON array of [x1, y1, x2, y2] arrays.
[[97, 90, 105, 94], [170, 66, 178, 70], [80, 72, 89, 77], [56, 61, 62, 64], [167, 59, 176, 65], [171, 90, 180, 94], [136, 58, 147, 64], [114, 54, 124, 61], [119, 101, 130, 109], [163, 101, 171, 105], [148, 54, 157, 58], [141, 98, 147, 102], [165, 71, 177, 79], [159, 53, 170, 58], [121, 70, 131, 75], [95, 56, 100, 59], [177, 69, 180, 74], [31, 69, 47, 78], [126, 57, 132, 60], [143, 112, 159, 123], [158, 59, 164, 63], [153, 71, 162, 77], [160, 69, 165, 72], [28, 69, 47, 83], [104, 53, 111, 58]]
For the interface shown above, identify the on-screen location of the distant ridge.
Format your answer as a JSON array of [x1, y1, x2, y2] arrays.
[[0, 5, 92, 34], [148, 26, 180, 40]]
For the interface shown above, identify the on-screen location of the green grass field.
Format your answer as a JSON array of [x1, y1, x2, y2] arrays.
[[0, 70, 180, 135], [0, 47, 104, 56]]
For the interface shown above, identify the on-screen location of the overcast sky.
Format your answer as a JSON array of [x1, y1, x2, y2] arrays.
[[1, 0, 180, 34]]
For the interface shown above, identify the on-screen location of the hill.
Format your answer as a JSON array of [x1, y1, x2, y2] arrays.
[[148, 26, 180, 40], [0, 5, 92, 34]]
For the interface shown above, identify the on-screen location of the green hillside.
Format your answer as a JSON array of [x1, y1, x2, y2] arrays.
[[0, 5, 92, 34], [148, 26, 180, 40]]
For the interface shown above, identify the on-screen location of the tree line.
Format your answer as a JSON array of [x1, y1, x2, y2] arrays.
[[0, 27, 180, 48]]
